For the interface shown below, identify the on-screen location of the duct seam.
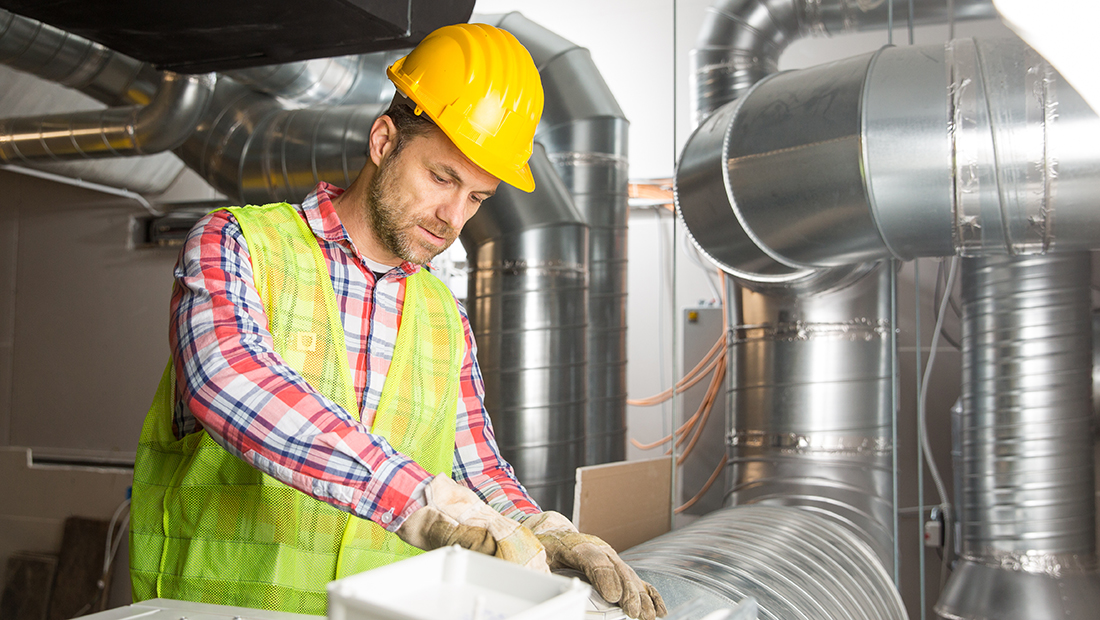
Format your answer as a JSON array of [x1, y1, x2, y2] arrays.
[[732, 318, 891, 343], [958, 549, 1098, 577], [728, 431, 892, 455], [545, 151, 627, 169]]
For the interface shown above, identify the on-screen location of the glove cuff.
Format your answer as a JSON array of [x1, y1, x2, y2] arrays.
[[522, 510, 578, 535]]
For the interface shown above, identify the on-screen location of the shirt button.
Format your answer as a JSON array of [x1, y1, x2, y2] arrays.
[[381, 509, 394, 525]]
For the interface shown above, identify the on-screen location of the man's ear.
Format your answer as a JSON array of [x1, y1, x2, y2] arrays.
[[368, 115, 399, 166]]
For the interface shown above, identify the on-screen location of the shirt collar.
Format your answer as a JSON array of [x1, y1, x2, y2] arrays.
[[302, 182, 426, 278]]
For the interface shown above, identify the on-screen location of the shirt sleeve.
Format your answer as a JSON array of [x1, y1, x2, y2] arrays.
[[450, 301, 543, 520], [170, 210, 432, 532]]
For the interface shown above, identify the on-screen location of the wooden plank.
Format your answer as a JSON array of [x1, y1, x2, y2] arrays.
[[1, 551, 58, 620], [572, 456, 672, 552], [47, 517, 112, 620]]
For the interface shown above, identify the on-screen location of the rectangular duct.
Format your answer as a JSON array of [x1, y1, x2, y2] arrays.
[[0, 0, 474, 72]]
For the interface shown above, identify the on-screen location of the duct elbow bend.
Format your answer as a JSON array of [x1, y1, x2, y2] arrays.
[[132, 72, 216, 154]]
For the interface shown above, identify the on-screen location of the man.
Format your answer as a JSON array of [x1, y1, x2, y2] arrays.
[[129, 22, 665, 620]]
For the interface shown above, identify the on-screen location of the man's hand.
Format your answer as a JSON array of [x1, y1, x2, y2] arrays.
[[396, 474, 549, 572], [523, 511, 667, 620]]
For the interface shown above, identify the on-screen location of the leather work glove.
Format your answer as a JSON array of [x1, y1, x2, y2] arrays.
[[396, 474, 549, 572], [523, 511, 667, 620]]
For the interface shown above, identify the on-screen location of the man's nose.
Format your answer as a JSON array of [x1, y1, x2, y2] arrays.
[[437, 193, 467, 231]]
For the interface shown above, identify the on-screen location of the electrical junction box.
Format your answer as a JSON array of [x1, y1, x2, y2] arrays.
[[679, 305, 728, 517], [327, 546, 591, 620]]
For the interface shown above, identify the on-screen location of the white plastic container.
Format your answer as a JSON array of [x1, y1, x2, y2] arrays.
[[327, 546, 591, 620]]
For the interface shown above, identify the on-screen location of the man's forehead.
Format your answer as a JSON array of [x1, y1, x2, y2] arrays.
[[417, 126, 501, 191]]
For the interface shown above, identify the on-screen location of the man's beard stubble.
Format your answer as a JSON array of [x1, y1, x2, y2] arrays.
[[363, 150, 458, 266]]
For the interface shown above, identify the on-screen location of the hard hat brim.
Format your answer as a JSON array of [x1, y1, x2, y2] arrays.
[[504, 161, 535, 193]]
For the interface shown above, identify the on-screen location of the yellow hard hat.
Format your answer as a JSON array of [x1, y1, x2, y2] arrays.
[[387, 23, 544, 192]]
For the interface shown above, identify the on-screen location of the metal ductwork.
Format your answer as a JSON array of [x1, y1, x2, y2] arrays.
[[691, 0, 998, 126], [0, 71, 214, 162], [677, 0, 1100, 617], [621, 505, 908, 619], [936, 253, 1100, 620], [665, 4, 1003, 604], [0, 8, 158, 106], [224, 52, 402, 109], [484, 12, 630, 466], [678, 36, 1100, 274], [171, 75, 383, 203], [0, 7, 184, 191], [726, 263, 896, 568], [461, 144, 588, 514]]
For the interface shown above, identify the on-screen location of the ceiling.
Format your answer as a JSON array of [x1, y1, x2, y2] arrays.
[[0, 0, 475, 73]]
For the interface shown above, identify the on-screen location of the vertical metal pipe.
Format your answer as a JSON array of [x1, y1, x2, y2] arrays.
[[487, 12, 630, 466], [727, 264, 896, 568], [460, 145, 589, 515], [936, 253, 1100, 620]]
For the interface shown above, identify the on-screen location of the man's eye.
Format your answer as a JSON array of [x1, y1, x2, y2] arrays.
[[432, 172, 447, 184]]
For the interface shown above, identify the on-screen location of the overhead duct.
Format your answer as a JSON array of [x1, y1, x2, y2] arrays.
[[678, 36, 1100, 273], [224, 51, 403, 109], [620, 505, 908, 619], [0, 7, 185, 191], [936, 253, 1100, 620], [461, 144, 588, 514], [0, 71, 214, 162], [691, 0, 998, 125], [170, 76, 382, 203], [485, 12, 630, 466], [0, 8, 158, 106]]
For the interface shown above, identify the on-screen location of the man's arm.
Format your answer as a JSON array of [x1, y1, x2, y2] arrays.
[[449, 301, 542, 519], [169, 209, 432, 531]]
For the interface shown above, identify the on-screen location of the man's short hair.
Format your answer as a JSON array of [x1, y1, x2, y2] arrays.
[[377, 92, 438, 158]]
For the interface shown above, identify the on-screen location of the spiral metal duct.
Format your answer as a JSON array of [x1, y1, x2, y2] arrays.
[[726, 263, 895, 567], [224, 51, 403, 109], [0, 71, 214, 162], [485, 12, 630, 466], [170, 75, 383, 203], [0, 8, 158, 106], [935, 253, 1100, 620], [680, 1, 1100, 618], [0, 7, 185, 191], [461, 144, 588, 514], [620, 505, 908, 620]]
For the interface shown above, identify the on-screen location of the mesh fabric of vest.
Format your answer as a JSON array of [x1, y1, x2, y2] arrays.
[[130, 202, 463, 614]]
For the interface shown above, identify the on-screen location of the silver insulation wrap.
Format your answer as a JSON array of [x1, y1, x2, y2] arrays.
[[621, 505, 908, 619]]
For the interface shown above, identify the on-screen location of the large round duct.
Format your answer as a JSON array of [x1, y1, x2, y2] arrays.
[[486, 12, 630, 466], [621, 505, 908, 620], [936, 253, 1100, 620], [677, 36, 1100, 279]]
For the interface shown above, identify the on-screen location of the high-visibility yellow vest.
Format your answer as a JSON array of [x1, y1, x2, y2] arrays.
[[130, 202, 464, 615]]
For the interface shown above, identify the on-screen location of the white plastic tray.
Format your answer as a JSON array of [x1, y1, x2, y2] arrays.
[[327, 546, 590, 620]]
